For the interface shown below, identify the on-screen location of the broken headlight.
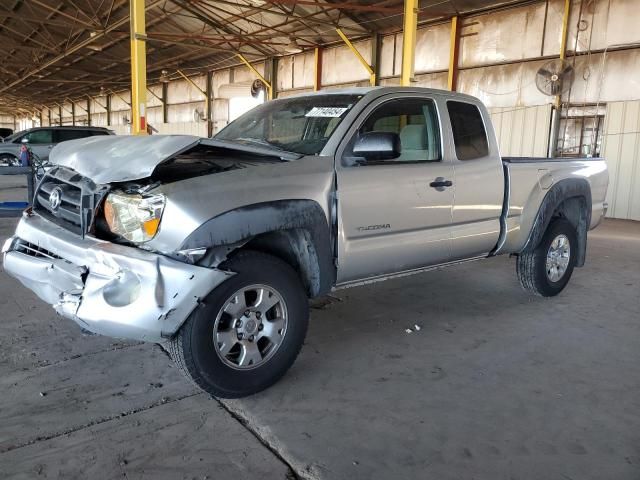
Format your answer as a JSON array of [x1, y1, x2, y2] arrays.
[[103, 192, 165, 244]]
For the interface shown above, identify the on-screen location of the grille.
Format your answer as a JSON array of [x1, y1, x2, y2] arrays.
[[35, 179, 83, 233], [14, 240, 62, 260], [33, 167, 107, 237]]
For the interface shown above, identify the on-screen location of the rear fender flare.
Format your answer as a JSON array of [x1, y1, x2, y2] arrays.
[[521, 178, 591, 267]]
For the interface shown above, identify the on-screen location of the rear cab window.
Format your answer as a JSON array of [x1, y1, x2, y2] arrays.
[[447, 101, 489, 160]]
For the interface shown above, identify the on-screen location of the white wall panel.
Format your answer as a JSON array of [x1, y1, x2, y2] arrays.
[[111, 125, 130, 135], [92, 112, 108, 127], [571, 0, 640, 53], [569, 50, 640, 104], [155, 122, 207, 136], [601, 100, 640, 220], [147, 106, 163, 125], [212, 98, 229, 134], [415, 23, 451, 73], [167, 75, 206, 104], [321, 40, 371, 85], [167, 101, 206, 123], [490, 104, 552, 157], [460, 2, 548, 68], [110, 92, 130, 112], [413, 72, 448, 90], [147, 85, 163, 108], [212, 70, 231, 98], [233, 63, 265, 83], [458, 60, 554, 108], [380, 34, 398, 78], [277, 88, 313, 98]]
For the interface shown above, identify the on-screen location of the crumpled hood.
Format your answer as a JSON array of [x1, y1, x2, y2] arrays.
[[49, 135, 200, 183]]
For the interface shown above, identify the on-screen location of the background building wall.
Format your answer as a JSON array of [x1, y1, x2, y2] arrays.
[[11, 0, 640, 219]]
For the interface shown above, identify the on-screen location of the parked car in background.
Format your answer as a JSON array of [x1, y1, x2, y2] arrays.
[[0, 126, 114, 166], [0, 127, 13, 139]]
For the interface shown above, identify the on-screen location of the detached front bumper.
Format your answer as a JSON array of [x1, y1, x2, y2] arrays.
[[2, 214, 231, 343]]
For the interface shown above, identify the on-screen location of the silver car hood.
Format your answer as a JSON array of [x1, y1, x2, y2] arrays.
[[49, 135, 200, 183]]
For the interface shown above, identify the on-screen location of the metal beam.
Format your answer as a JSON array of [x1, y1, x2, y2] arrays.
[[106, 94, 111, 127], [314, 47, 322, 91], [236, 54, 273, 100], [371, 32, 382, 87], [447, 16, 460, 91], [0, 0, 163, 96], [206, 70, 213, 137], [162, 82, 168, 124], [336, 28, 375, 86], [401, 0, 418, 86], [263, 1, 403, 14], [130, 0, 147, 135]]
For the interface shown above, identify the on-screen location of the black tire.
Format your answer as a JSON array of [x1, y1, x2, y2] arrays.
[[168, 250, 309, 398], [516, 218, 578, 297]]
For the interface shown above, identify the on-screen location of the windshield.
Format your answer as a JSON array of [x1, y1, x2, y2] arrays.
[[215, 94, 362, 155], [3, 129, 26, 142]]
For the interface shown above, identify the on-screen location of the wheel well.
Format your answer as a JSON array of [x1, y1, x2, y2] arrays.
[[230, 228, 323, 298], [550, 196, 589, 267]]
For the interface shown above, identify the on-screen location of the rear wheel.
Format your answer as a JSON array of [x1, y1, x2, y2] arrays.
[[168, 251, 309, 398], [516, 218, 577, 297]]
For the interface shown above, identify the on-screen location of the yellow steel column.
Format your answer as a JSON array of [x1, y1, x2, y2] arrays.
[[130, 0, 147, 135], [400, 0, 418, 86], [447, 16, 460, 91]]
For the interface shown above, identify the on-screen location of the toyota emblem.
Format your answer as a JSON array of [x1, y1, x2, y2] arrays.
[[49, 187, 63, 211]]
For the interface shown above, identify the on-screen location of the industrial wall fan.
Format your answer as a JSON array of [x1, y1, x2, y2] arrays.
[[536, 59, 575, 96], [193, 108, 206, 122], [251, 79, 266, 98]]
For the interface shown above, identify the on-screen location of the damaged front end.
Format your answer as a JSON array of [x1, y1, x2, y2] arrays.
[[2, 214, 232, 342], [1, 135, 293, 342]]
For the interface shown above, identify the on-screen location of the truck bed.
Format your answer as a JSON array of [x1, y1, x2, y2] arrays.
[[496, 156, 609, 256]]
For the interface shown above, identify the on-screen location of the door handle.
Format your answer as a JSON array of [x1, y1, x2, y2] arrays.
[[429, 177, 453, 191]]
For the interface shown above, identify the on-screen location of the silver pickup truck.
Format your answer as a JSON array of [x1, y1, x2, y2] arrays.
[[2, 88, 608, 397]]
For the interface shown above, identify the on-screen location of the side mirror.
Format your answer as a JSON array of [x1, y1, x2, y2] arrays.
[[21, 138, 28, 144], [352, 131, 401, 162]]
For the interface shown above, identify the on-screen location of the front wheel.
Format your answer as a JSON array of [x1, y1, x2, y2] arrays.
[[168, 251, 309, 398], [0, 154, 18, 167], [516, 218, 577, 297]]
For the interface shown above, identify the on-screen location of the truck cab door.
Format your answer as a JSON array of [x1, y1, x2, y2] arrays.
[[334, 94, 454, 284], [444, 100, 505, 260]]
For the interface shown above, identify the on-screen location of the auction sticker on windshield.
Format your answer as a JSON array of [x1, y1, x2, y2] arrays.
[[305, 107, 349, 117]]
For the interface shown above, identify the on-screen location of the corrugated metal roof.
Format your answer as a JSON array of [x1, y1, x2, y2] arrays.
[[0, 0, 531, 113]]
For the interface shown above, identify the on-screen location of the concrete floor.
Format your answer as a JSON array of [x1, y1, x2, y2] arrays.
[[0, 217, 639, 480]]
